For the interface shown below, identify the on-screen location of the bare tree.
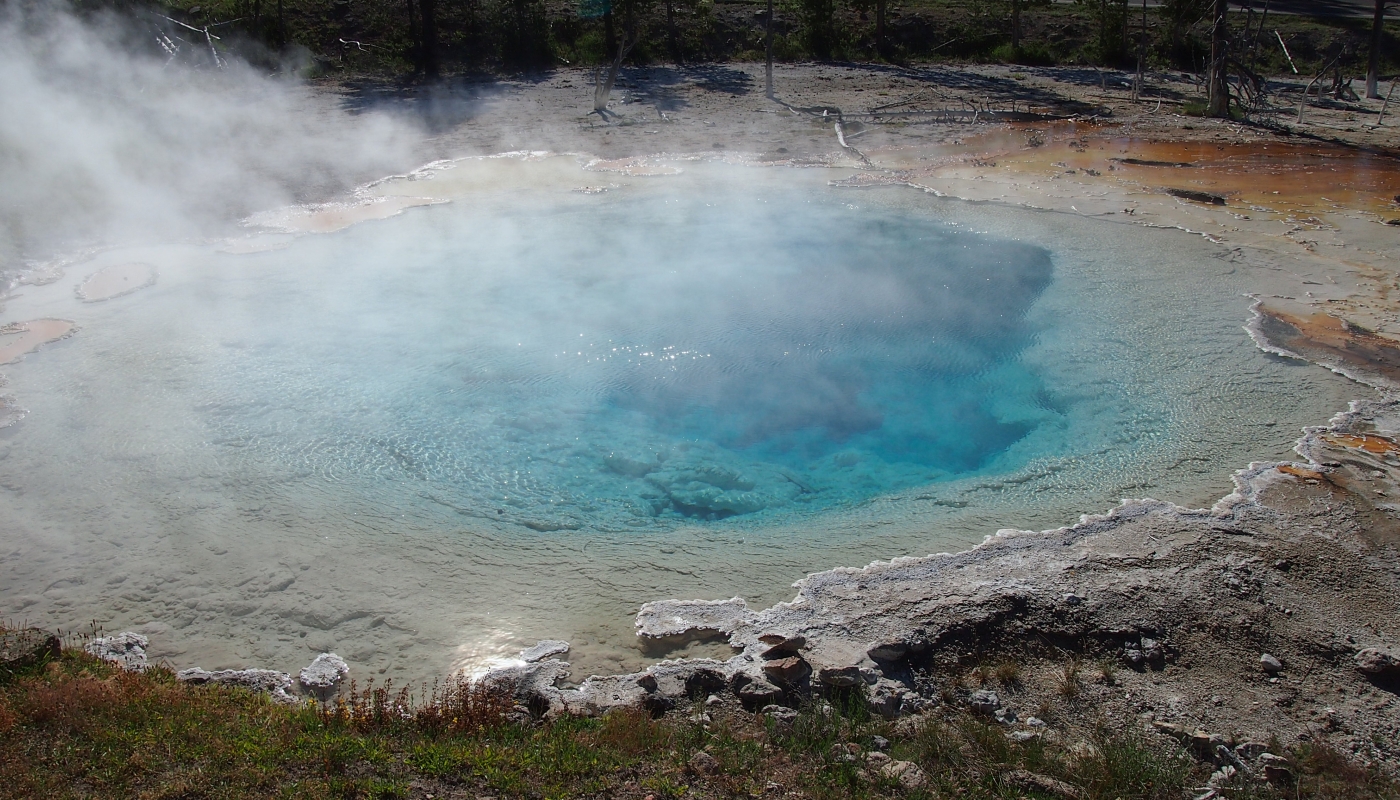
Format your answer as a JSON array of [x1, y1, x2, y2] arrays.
[[665, 0, 682, 64], [1368, 0, 1390, 99], [1206, 0, 1230, 117], [765, 0, 774, 97], [594, 39, 635, 114], [420, 0, 440, 76]]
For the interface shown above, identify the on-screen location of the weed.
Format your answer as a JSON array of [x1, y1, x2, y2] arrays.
[[1097, 658, 1118, 686], [974, 662, 994, 686], [1059, 658, 1082, 699], [995, 660, 1022, 688], [4, 631, 1399, 800], [1080, 727, 1195, 800]]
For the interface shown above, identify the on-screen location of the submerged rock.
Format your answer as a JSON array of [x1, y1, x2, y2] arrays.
[[85, 632, 149, 672], [520, 640, 570, 663], [636, 597, 753, 640]]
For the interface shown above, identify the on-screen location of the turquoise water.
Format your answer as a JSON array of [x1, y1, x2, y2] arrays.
[[199, 181, 1057, 529], [0, 161, 1365, 681]]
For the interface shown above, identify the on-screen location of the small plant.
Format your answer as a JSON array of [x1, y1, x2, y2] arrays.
[[1059, 658, 1082, 699], [1081, 727, 1195, 800], [1098, 658, 1118, 685], [995, 660, 1022, 688], [974, 662, 995, 686]]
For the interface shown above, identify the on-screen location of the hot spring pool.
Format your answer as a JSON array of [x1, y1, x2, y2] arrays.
[[0, 158, 1362, 680]]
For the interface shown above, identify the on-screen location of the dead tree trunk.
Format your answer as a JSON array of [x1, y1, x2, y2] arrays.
[[604, 8, 617, 60], [1012, 0, 1022, 50], [419, 0, 440, 76], [665, 0, 682, 64], [1368, 0, 1387, 99], [876, 0, 887, 57], [406, 0, 421, 72], [594, 33, 634, 114], [1207, 0, 1231, 117], [765, 0, 774, 97]]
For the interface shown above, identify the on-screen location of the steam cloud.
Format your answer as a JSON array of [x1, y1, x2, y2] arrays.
[[0, 3, 420, 267]]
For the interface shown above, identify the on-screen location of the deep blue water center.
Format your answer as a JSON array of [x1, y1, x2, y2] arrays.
[[206, 179, 1057, 528], [599, 206, 1053, 471]]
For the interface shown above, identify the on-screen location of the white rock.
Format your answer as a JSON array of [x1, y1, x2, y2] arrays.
[[299, 652, 349, 698], [881, 760, 929, 790], [1259, 653, 1284, 673], [969, 689, 1000, 714], [177, 667, 298, 704], [85, 632, 149, 672]]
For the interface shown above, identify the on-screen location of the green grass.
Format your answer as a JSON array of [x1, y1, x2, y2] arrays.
[[2, 646, 1397, 799]]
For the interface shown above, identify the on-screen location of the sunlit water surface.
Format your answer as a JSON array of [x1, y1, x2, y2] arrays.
[[0, 161, 1361, 681]]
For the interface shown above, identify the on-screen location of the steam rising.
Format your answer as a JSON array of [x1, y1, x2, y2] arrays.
[[0, 3, 419, 266]]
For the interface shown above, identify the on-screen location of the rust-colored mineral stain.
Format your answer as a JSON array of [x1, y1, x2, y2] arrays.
[[1323, 433, 1400, 457], [77, 262, 156, 302], [919, 122, 1400, 217], [1278, 464, 1329, 480], [1255, 304, 1400, 385], [0, 319, 76, 365]]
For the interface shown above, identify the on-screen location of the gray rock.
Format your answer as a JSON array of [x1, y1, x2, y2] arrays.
[[761, 704, 799, 728], [520, 640, 570, 663], [757, 633, 805, 658], [881, 760, 929, 790], [1002, 769, 1086, 799], [298, 652, 349, 699], [1, 628, 60, 672], [1235, 741, 1269, 760], [705, 693, 723, 706], [85, 631, 148, 672], [865, 751, 891, 767], [176, 667, 298, 704], [737, 678, 782, 705], [1208, 765, 1238, 787], [995, 706, 1018, 725], [635, 597, 752, 640], [868, 678, 910, 719], [1260, 653, 1284, 673], [900, 694, 932, 714], [816, 664, 863, 687], [829, 742, 861, 763], [871, 735, 890, 751], [1354, 648, 1400, 676], [689, 750, 720, 775], [969, 689, 1001, 715], [1008, 730, 1040, 742], [1123, 646, 1145, 667], [866, 641, 907, 661], [480, 658, 573, 717], [1259, 753, 1295, 785], [1140, 637, 1166, 664], [762, 655, 811, 684]]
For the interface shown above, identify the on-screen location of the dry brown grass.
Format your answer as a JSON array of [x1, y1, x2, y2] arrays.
[[321, 674, 511, 734]]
